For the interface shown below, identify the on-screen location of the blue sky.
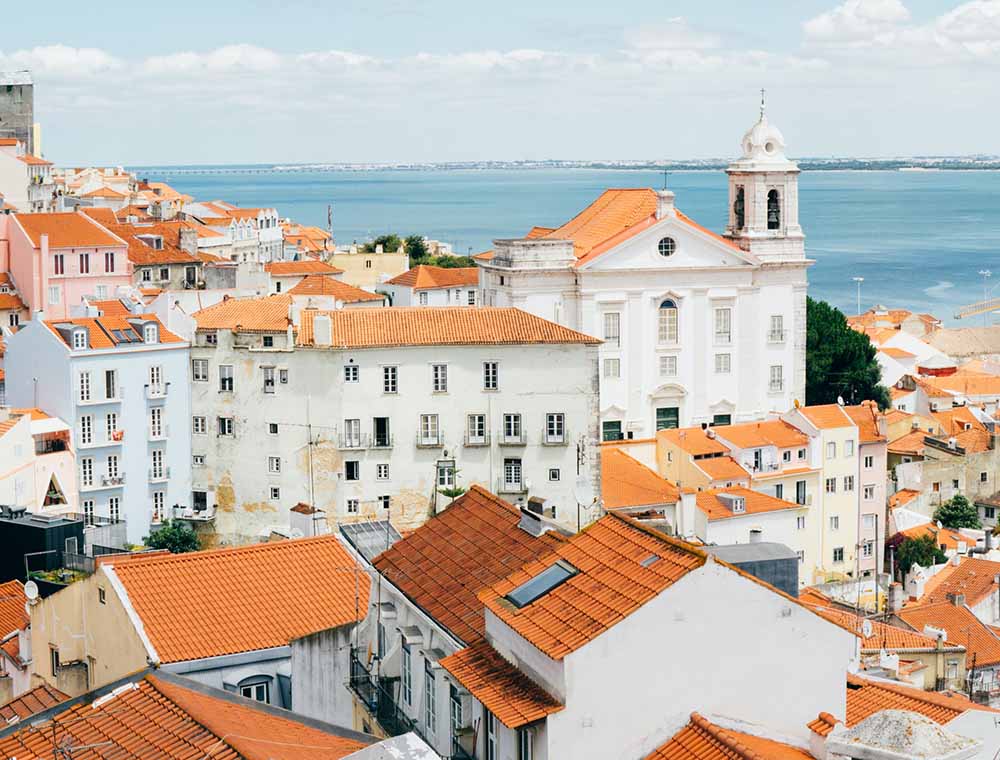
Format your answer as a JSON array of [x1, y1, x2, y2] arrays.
[[3, 0, 998, 164]]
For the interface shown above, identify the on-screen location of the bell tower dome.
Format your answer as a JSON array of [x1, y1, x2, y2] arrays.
[[724, 92, 805, 261]]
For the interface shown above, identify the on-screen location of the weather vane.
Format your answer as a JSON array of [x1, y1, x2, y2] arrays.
[[760, 88, 766, 119]]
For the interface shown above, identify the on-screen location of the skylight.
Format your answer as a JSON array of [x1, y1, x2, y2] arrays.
[[505, 560, 578, 609], [640, 554, 660, 568]]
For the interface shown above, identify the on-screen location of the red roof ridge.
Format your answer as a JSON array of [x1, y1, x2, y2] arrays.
[[688, 712, 772, 760]]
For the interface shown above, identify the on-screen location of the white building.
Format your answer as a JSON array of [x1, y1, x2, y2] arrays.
[[477, 107, 809, 439], [4, 313, 191, 543], [188, 297, 601, 542], [0, 407, 77, 516], [0, 138, 56, 213], [382, 266, 480, 307]]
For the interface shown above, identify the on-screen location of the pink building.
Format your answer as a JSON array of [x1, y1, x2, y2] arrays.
[[1, 212, 131, 319]]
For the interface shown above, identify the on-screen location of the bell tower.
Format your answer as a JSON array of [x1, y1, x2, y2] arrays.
[[724, 92, 805, 261]]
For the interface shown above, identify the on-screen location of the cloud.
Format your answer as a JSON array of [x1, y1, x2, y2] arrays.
[[142, 44, 282, 76], [804, 0, 910, 43], [0, 44, 122, 78]]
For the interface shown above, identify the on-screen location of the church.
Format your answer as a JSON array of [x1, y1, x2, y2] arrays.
[[477, 105, 810, 439]]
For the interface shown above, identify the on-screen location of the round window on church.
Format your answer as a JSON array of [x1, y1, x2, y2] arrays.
[[764, 141, 776, 154], [658, 237, 677, 257]]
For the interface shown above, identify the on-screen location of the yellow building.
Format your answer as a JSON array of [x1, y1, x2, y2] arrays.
[[328, 245, 409, 289]]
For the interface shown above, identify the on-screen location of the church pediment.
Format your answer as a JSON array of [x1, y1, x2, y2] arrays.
[[649, 383, 688, 400], [578, 214, 757, 273]]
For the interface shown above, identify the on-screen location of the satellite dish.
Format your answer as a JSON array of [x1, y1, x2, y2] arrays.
[[573, 477, 591, 506], [24, 580, 39, 601], [861, 619, 873, 639], [837, 396, 845, 406], [334, 299, 345, 310], [937, 521, 943, 530]]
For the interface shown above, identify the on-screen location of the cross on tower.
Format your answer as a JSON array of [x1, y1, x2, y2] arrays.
[[760, 88, 766, 119], [662, 168, 669, 190]]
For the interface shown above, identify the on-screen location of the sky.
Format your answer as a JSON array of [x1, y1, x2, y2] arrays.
[[3, 0, 999, 165]]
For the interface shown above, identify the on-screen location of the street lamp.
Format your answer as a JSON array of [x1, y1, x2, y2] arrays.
[[852, 277, 864, 316]]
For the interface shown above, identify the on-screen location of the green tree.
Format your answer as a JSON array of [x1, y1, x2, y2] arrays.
[[431, 254, 476, 268], [895, 534, 947, 575], [806, 297, 891, 409], [405, 235, 429, 262], [144, 520, 201, 553], [933, 494, 981, 529], [362, 234, 403, 254]]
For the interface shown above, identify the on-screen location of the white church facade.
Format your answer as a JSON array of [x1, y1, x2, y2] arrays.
[[477, 107, 810, 439]]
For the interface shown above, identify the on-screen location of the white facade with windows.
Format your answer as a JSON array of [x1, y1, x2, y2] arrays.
[[478, 110, 808, 439], [4, 315, 192, 543], [189, 303, 601, 542]]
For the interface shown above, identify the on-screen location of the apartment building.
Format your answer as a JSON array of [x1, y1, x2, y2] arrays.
[[0, 273, 27, 329], [189, 297, 600, 542], [4, 313, 191, 543], [265, 259, 343, 293], [382, 266, 479, 307], [478, 108, 808, 437], [0, 407, 77, 515], [1, 212, 131, 319], [0, 138, 55, 213]]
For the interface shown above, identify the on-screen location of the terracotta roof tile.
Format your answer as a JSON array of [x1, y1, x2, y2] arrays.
[[648, 712, 812, 760], [103, 221, 202, 265], [881, 347, 916, 359], [440, 640, 563, 729], [898, 524, 971, 552], [924, 373, 1000, 397], [911, 556, 1000, 608], [296, 306, 600, 349], [90, 299, 132, 317], [806, 603, 956, 650], [889, 489, 920, 509], [0, 684, 67, 723], [696, 487, 802, 521], [288, 274, 384, 302], [696, 456, 751, 482], [534, 189, 657, 260], [0, 290, 24, 311], [797, 404, 854, 429], [0, 581, 27, 636], [265, 259, 343, 276], [842, 402, 886, 443], [373, 486, 564, 643], [887, 430, 928, 456], [809, 674, 994, 737], [109, 535, 368, 663], [386, 265, 480, 290], [932, 406, 987, 436], [480, 513, 706, 660], [44, 314, 182, 350], [14, 212, 126, 249], [899, 602, 1000, 666], [601, 448, 679, 510], [714, 419, 808, 450], [194, 294, 292, 333], [657, 427, 730, 456]]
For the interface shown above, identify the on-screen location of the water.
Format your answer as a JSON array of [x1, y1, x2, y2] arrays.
[[137, 166, 1000, 324]]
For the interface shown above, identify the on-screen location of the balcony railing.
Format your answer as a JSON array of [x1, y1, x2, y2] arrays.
[[148, 424, 169, 441], [415, 431, 444, 448], [35, 439, 69, 455], [497, 478, 527, 494], [100, 475, 126, 487], [338, 434, 369, 450], [542, 430, 569, 446], [347, 650, 420, 739], [768, 330, 786, 343], [498, 431, 526, 446], [371, 434, 394, 449], [148, 467, 170, 483], [769, 382, 785, 393], [463, 431, 490, 447], [145, 383, 168, 399]]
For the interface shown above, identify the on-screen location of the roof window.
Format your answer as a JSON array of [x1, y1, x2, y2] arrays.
[[505, 560, 577, 609], [640, 553, 660, 568]]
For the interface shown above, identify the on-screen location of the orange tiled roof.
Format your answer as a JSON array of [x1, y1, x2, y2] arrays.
[[0, 580, 27, 635], [0, 684, 67, 723], [887, 429, 928, 456], [842, 402, 886, 443], [44, 314, 183, 350], [385, 265, 479, 290], [889, 489, 920, 509], [657, 427, 731, 456], [535, 189, 658, 260], [480, 513, 706, 660], [288, 274, 384, 302], [714, 419, 808, 449], [953, 427, 992, 454], [806, 603, 956, 650], [601, 448, 679, 510], [696, 487, 801, 521], [695, 456, 750, 482], [103, 221, 201, 265], [473, 249, 495, 261], [265, 259, 343, 276], [797, 403, 854, 429], [890, 386, 915, 400], [79, 186, 127, 199], [0, 290, 24, 311], [648, 712, 813, 760], [915, 556, 1000, 608], [898, 524, 971, 552], [80, 206, 119, 226], [933, 406, 986, 436], [899, 602, 1000, 666], [440, 640, 564, 729], [373, 486, 564, 644], [923, 373, 1000, 397], [90, 299, 132, 317], [14, 212, 126, 249], [881, 347, 916, 359], [0, 675, 367, 760], [19, 154, 52, 166], [108, 535, 368, 663], [296, 307, 600, 348], [809, 673, 993, 736], [194, 294, 292, 333]]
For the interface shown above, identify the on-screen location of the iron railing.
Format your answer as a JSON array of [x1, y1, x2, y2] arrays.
[[348, 650, 419, 739]]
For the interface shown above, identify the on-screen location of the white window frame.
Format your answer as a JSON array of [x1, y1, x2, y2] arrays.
[[193, 416, 206, 435], [383, 366, 398, 394], [344, 365, 359, 383], [604, 358, 621, 378], [432, 363, 448, 393], [659, 355, 677, 377], [714, 307, 732, 343], [376, 463, 389, 480], [714, 353, 731, 374], [192, 359, 209, 382], [268, 456, 281, 474], [483, 361, 498, 390], [603, 312, 621, 346]]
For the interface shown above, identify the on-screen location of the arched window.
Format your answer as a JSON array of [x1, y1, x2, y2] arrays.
[[767, 189, 781, 230], [237, 675, 272, 703], [733, 186, 745, 230], [658, 299, 678, 343]]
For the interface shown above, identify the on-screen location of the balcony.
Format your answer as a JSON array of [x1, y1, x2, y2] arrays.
[[463, 431, 490, 447], [35, 438, 69, 456], [769, 382, 785, 394], [768, 330, 786, 343], [145, 383, 169, 399], [77, 435, 123, 450], [148, 424, 169, 441], [371, 434, 394, 450], [78, 392, 123, 407], [347, 649, 420, 740], [497, 478, 527, 494], [172, 504, 216, 522], [415, 431, 444, 449], [542, 430, 569, 446], [149, 467, 170, 483], [498, 431, 526, 446], [338, 434, 369, 450], [78, 474, 126, 492]]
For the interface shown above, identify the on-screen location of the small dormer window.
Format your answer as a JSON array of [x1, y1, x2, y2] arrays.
[[144, 324, 158, 344], [732, 498, 746, 514], [72, 329, 88, 350]]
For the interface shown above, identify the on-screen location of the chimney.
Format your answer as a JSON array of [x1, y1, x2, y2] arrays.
[[677, 490, 697, 538], [749, 528, 762, 543], [312, 313, 332, 347], [656, 189, 676, 220], [887, 582, 904, 613], [517, 507, 555, 538], [948, 437, 957, 450], [946, 592, 965, 607], [375, 244, 384, 254], [179, 227, 198, 255], [922, 624, 947, 641]]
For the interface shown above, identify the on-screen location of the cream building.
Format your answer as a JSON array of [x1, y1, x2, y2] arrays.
[[477, 106, 809, 438], [329, 244, 409, 289]]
